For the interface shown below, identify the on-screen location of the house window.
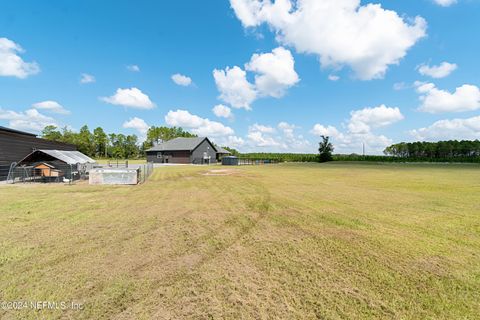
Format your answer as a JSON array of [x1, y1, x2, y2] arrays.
[[157, 152, 162, 158]]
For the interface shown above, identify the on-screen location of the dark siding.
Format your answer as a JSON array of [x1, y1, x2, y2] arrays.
[[191, 139, 216, 164], [0, 130, 76, 180], [145, 138, 217, 164], [169, 151, 190, 164], [146, 152, 159, 163], [146, 150, 191, 163], [0, 165, 9, 181]]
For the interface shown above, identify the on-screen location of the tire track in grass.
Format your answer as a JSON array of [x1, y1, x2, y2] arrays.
[[112, 172, 274, 319]]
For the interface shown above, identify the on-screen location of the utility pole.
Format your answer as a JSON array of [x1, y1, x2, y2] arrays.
[[362, 143, 365, 157]]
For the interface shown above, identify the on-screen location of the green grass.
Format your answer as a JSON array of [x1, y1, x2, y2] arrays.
[[0, 163, 479, 319]]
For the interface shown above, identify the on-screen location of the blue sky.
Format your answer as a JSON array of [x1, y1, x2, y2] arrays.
[[0, 0, 479, 154]]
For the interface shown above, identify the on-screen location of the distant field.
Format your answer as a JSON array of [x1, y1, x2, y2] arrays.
[[0, 163, 479, 319]]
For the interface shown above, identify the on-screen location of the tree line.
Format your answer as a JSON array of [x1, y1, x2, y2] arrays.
[[240, 136, 334, 163], [237, 138, 480, 163], [238, 152, 480, 163], [383, 140, 480, 159], [42, 126, 480, 163], [41, 125, 198, 159], [238, 153, 319, 162]]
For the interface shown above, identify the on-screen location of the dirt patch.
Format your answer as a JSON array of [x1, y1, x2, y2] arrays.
[[201, 169, 240, 176]]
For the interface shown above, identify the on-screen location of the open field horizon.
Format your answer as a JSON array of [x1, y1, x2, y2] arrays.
[[1, 163, 479, 319]]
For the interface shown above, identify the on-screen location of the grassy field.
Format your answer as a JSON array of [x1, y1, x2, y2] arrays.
[[0, 163, 479, 319]]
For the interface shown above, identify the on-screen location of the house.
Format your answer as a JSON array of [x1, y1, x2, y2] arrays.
[[146, 137, 217, 164], [0, 126, 77, 180]]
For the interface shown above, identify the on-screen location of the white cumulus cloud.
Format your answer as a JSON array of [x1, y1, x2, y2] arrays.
[[415, 82, 480, 113], [328, 75, 340, 81], [418, 62, 457, 78], [339, 132, 393, 154], [80, 73, 95, 84], [250, 123, 276, 133], [278, 122, 310, 150], [433, 0, 457, 7], [0, 37, 40, 78], [246, 121, 310, 151], [101, 87, 155, 109], [247, 123, 281, 147], [225, 135, 246, 147], [122, 117, 150, 135], [165, 109, 234, 137], [311, 124, 393, 155], [393, 82, 410, 91], [212, 104, 233, 119], [32, 100, 70, 115], [311, 105, 403, 154], [247, 130, 281, 147], [230, 0, 427, 80], [126, 65, 140, 72], [411, 116, 480, 141], [310, 124, 341, 138], [245, 46, 299, 98], [213, 47, 298, 109], [171, 73, 193, 86], [0, 108, 57, 132], [213, 66, 257, 110], [213, 135, 246, 149], [348, 105, 404, 134]]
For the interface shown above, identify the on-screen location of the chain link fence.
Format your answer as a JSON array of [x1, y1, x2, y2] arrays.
[[138, 162, 154, 184], [99, 160, 154, 184], [4, 162, 81, 184], [1, 160, 154, 185]]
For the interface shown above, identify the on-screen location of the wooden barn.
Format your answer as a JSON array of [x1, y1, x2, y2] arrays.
[[0, 126, 76, 180], [146, 137, 218, 164]]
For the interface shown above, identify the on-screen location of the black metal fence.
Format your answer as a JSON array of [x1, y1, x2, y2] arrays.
[[237, 158, 280, 165], [106, 159, 130, 168]]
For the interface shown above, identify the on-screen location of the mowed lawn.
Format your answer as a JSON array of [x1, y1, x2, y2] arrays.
[[0, 163, 479, 319]]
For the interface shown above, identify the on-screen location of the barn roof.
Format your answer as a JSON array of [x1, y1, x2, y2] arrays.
[[216, 147, 231, 154], [19, 149, 96, 165], [146, 137, 218, 152], [0, 126, 37, 137]]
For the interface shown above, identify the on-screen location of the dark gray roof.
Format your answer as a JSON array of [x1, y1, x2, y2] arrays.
[[0, 126, 37, 137], [146, 137, 217, 152], [216, 147, 231, 154]]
